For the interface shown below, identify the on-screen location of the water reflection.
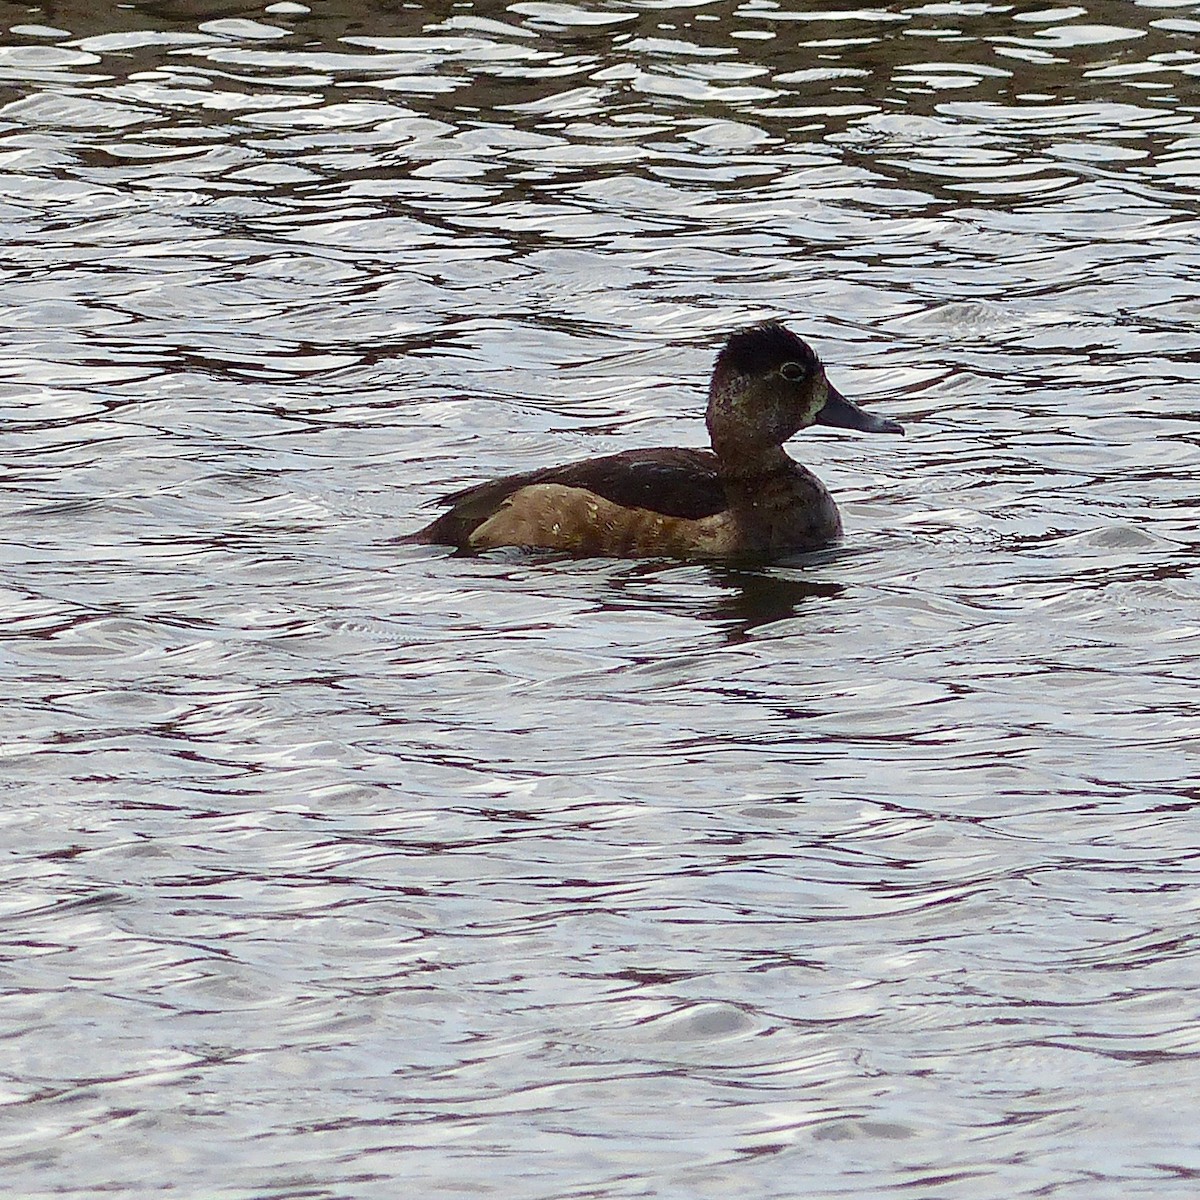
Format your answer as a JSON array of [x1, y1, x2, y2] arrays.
[[701, 566, 845, 640], [606, 561, 846, 642]]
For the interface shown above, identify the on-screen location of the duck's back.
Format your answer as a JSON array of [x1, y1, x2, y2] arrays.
[[410, 447, 728, 550]]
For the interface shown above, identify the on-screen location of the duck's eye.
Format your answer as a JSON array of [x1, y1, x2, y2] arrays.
[[780, 360, 810, 382]]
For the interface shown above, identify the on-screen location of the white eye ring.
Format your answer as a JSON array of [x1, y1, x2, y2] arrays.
[[780, 361, 809, 382]]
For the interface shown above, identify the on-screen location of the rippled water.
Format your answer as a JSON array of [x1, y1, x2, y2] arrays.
[[3, 0, 1200, 1196]]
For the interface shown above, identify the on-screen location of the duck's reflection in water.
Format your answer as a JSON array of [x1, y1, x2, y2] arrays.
[[602, 558, 845, 644], [710, 568, 843, 642]]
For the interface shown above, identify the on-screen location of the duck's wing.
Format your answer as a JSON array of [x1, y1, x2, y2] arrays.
[[545, 448, 726, 519], [409, 447, 726, 546]]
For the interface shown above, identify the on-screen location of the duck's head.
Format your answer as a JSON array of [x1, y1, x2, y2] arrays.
[[706, 321, 902, 457]]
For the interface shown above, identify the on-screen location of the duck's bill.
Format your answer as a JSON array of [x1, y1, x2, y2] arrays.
[[816, 384, 904, 435]]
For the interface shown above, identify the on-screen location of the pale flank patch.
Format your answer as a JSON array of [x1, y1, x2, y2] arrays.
[[468, 483, 736, 559]]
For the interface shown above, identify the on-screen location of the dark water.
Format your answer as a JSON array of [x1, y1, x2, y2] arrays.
[[3, 1, 1200, 1196]]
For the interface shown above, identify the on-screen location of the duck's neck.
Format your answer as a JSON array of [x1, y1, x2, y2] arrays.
[[712, 440, 792, 481]]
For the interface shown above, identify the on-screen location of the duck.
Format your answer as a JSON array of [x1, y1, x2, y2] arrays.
[[407, 320, 903, 563]]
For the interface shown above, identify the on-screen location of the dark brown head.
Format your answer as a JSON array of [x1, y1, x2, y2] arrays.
[[706, 321, 902, 457]]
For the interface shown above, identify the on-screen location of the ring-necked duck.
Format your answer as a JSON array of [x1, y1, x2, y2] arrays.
[[408, 321, 903, 562]]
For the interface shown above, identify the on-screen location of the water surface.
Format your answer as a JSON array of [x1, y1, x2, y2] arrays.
[[2, 1, 1200, 1196]]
